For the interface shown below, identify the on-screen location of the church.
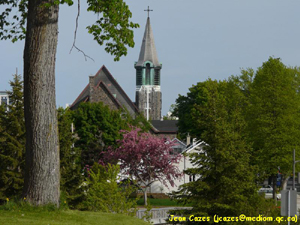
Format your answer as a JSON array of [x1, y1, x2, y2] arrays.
[[69, 13, 205, 195], [70, 13, 178, 138]]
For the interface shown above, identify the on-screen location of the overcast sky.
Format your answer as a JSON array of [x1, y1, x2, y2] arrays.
[[1, 1, 300, 115]]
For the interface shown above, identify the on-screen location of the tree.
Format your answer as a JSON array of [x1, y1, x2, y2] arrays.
[[72, 102, 150, 167], [163, 104, 178, 120], [173, 79, 270, 220], [247, 58, 300, 202], [103, 127, 182, 206], [172, 58, 300, 216], [0, 73, 25, 203], [1, 0, 138, 206], [173, 82, 208, 140], [58, 102, 150, 208], [175, 78, 274, 220], [58, 107, 84, 208]]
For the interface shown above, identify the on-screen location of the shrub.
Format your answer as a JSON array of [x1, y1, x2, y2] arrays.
[[84, 163, 137, 215]]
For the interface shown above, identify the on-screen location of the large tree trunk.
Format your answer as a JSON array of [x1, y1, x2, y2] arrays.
[[23, 0, 60, 206]]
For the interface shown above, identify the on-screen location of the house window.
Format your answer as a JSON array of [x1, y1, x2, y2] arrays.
[[189, 175, 196, 182], [1, 96, 8, 106]]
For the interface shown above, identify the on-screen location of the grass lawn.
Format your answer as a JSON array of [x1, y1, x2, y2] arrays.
[[0, 209, 149, 225]]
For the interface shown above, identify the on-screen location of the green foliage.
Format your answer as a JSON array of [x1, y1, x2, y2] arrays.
[[0, 208, 149, 225], [248, 57, 300, 177], [58, 103, 150, 209], [73, 102, 127, 146], [172, 82, 207, 139], [0, 0, 138, 61], [172, 58, 300, 221], [172, 78, 274, 221], [58, 107, 84, 209], [0, 73, 25, 203], [124, 110, 152, 133], [84, 163, 137, 215], [0, 0, 27, 42], [0, 198, 62, 212], [86, 0, 139, 61], [72, 102, 150, 167], [72, 102, 127, 166]]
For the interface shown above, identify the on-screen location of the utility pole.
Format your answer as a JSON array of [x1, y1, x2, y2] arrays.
[[281, 149, 298, 219], [293, 149, 300, 190]]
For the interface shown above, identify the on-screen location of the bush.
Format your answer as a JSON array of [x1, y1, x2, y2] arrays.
[[84, 163, 137, 215]]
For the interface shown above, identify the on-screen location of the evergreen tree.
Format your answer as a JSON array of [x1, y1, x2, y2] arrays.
[[58, 107, 84, 208], [0, 73, 25, 203]]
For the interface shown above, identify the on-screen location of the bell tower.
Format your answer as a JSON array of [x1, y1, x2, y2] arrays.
[[135, 7, 162, 120]]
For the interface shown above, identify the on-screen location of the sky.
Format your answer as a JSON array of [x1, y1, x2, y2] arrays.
[[1, 1, 300, 115]]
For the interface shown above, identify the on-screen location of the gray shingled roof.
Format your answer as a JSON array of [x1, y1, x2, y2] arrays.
[[136, 17, 161, 68], [151, 120, 178, 133]]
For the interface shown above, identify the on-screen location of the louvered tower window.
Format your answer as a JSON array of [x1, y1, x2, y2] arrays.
[[136, 68, 142, 86], [154, 69, 160, 85], [145, 63, 151, 85]]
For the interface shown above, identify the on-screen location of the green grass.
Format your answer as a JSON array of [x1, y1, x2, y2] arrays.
[[0, 203, 148, 225]]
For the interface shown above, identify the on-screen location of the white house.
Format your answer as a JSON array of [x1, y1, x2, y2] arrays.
[[149, 138, 206, 194], [0, 91, 9, 106]]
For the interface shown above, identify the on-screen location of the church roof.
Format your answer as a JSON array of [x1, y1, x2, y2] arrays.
[[70, 65, 139, 116], [136, 17, 161, 68], [151, 120, 178, 133], [70, 65, 179, 136], [94, 81, 123, 109]]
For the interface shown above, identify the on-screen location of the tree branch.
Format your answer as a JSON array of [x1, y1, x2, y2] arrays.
[[69, 0, 94, 62]]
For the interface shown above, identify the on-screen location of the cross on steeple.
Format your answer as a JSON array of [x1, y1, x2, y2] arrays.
[[144, 6, 153, 18]]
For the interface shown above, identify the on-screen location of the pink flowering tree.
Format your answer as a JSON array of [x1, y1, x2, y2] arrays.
[[103, 127, 182, 205]]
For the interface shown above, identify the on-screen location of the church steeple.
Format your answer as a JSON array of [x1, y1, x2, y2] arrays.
[[135, 8, 162, 121], [135, 13, 162, 87], [136, 17, 160, 68]]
